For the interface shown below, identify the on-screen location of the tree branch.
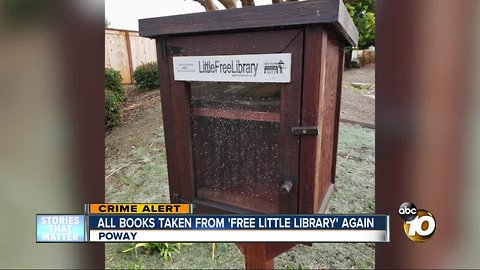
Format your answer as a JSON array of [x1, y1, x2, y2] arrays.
[[241, 0, 255, 7], [191, 0, 207, 10], [204, 0, 219, 10], [218, 0, 237, 9]]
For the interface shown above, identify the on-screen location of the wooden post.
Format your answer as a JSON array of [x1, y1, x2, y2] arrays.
[[236, 243, 296, 269], [244, 243, 274, 269], [124, 30, 134, 84]]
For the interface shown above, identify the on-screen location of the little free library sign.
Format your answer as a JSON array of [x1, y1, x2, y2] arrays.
[[173, 53, 291, 83]]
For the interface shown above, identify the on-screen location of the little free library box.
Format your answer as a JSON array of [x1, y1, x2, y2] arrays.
[[139, 0, 358, 215]]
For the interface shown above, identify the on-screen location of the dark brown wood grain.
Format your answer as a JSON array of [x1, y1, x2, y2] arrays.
[[266, 243, 297, 260], [159, 24, 344, 217], [244, 243, 274, 269], [239, 243, 297, 268], [331, 46, 345, 185], [167, 29, 302, 56], [192, 198, 256, 214], [164, 29, 303, 214], [197, 188, 278, 213], [192, 107, 280, 122], [167, 61, 196, 202], [139, 0, 357, 46], [277, 30, 303, 214], [151, 12, 352, 267], [298, 26, 327, 214], [297, 27, 344, 214], [315, 35, 341, 213], [155, 38, 182, 203]]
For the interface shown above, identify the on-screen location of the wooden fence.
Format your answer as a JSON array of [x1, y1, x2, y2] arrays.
[[105, 28, 157, 84]]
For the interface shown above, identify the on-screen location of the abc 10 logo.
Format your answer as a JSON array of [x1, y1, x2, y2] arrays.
[[398, 202, 436, 242]]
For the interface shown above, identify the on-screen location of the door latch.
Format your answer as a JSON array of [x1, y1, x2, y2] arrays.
[[291, 126, 319, 136]]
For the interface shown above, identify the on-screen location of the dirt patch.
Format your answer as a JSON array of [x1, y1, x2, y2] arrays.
[[340, 63, 375, 125], [343, 63, 375, 84], [105, 85, 162, 160], [340, 87, 375, 125]]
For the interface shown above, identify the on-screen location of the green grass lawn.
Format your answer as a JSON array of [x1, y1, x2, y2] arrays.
[[105, 123, 375, 269]]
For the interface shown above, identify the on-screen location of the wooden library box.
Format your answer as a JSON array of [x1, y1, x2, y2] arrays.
[[139, 0, 358, 215]]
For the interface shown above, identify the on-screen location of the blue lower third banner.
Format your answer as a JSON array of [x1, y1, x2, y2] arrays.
[[36, 215, 86, 242], [88, 215, 390, 243]]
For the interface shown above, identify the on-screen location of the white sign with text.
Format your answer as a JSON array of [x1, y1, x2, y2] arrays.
[[172, 53, 291, 83]]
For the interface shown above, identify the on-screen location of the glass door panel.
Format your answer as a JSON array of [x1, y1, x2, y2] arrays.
[[190, 82, 281, 213]]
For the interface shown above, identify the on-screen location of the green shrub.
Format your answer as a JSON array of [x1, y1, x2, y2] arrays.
[[105, 67, 125, 101], [133, 62, 159, 91], [358, 50, 375, 66], [105, 89, 122, 128], [123, 243, 191, 262], [105, 67, 125, 128], [350, 60, 361, 69]]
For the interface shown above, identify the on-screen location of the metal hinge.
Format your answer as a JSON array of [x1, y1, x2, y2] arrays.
[[166, 45, 185, 55], [291, 126, 319, 136]]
